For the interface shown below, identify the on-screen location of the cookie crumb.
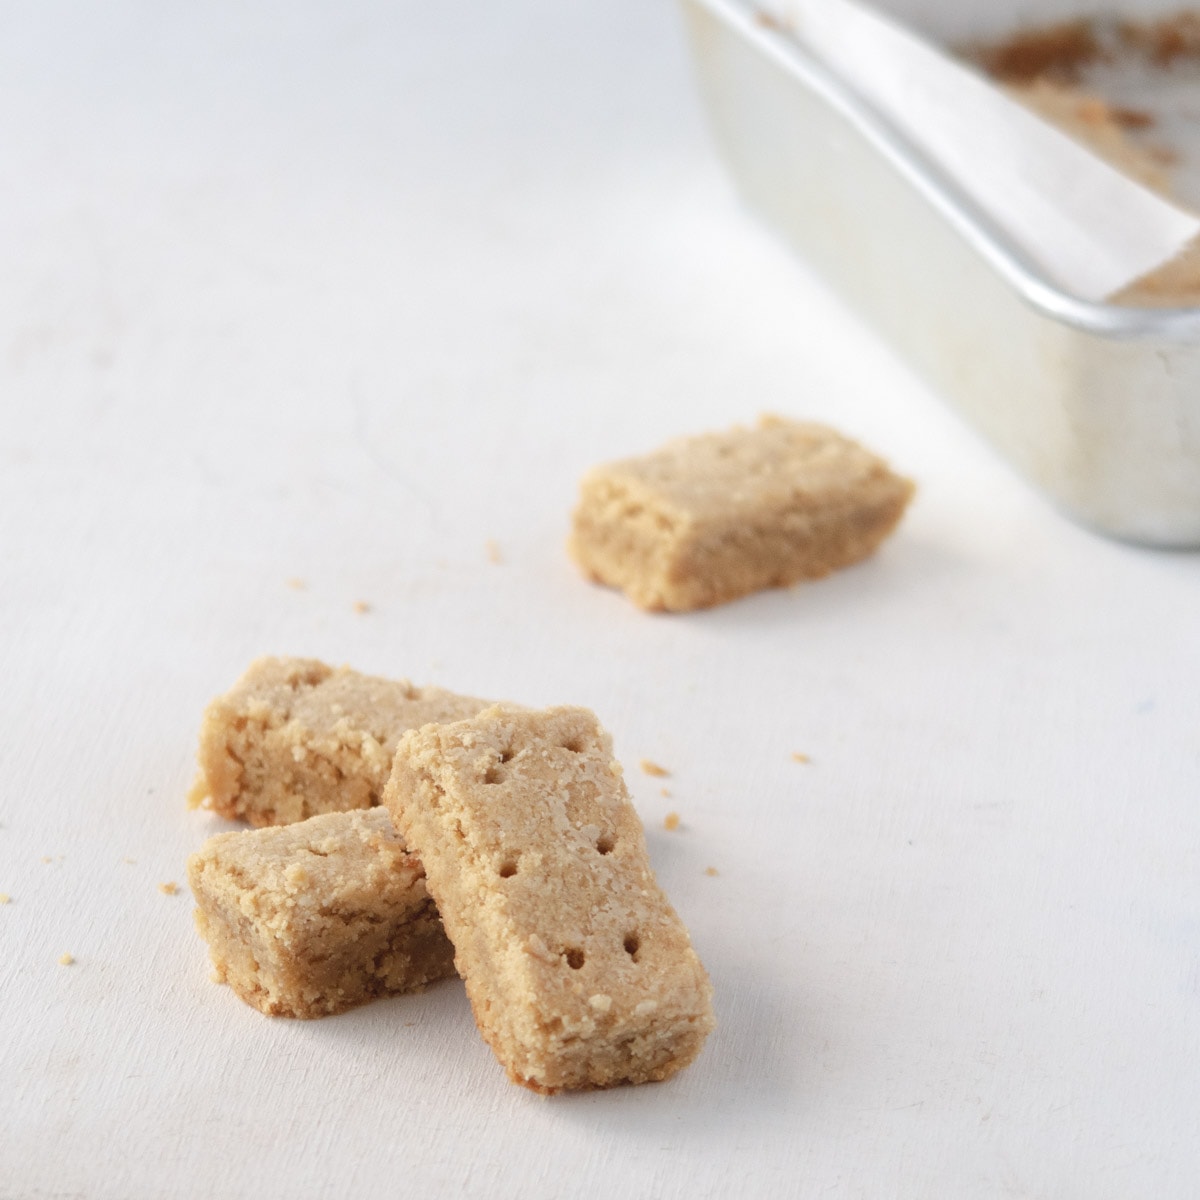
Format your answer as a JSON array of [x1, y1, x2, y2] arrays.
[[352, 600, 371, 615], [663, 812, 681, 832], [185, 775, 209, 811], [754, 9, 788, 30], [285, 578, 307, 591], [0, 893, 10, 904], [791, 752, 811, 764], [485, 540, 503, 565], [640, 759, 670, 778], [659, 786, 671, 798], [59, 954, 74, 966], [158, 881, 179, 896], [122, 857, 137, 865], [704, 866, 719, 877]]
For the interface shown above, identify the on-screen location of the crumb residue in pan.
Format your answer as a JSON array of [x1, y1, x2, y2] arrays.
[[966, 18, 1102, 84], [964, 13, 1200, 83]]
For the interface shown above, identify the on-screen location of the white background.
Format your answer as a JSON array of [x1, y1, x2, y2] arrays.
[[2, 2, 1198, 1197]]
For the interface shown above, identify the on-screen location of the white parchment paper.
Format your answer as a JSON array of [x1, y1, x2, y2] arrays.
[[771, 0, 1200, 300]]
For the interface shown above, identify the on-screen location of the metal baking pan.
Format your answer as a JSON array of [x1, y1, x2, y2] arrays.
[[680, 0, 1200, 546]]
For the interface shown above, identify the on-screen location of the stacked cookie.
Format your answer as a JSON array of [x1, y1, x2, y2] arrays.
[[186, 657, 714, 1093]]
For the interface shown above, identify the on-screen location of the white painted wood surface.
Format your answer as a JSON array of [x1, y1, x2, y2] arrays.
[[2, 2, 1197, 1196]]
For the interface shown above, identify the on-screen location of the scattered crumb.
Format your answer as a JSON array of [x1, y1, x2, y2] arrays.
[[185, 775, 208, 810], [59, 954, 74, 967], [286, 578, 307, 591], [640, 759, 670, 778], [352, 600, 371, 615], [0, 893, 10, 904], [663, 812, 681, 832], [158, 881, 179, 896], [791, 752, 811, 764], [659, 786, 671, 799], [704, 866, 719, 877], [485, 539, 503, 565], [122, 857, 137, 865]]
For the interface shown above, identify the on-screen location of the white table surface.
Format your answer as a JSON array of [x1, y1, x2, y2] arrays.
[[3, 2, 1198, 1197]]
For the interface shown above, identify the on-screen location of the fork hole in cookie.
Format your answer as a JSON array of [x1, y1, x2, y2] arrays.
[[483, 764, 505, 784], [623, 934, 640, 962], [595, 834, 614, 855], [564, 948, 586, 970], [498, 859, 518, 879], [561, 737, 584, 753], [498, 746, 515, 764], [453, 820, 467, 843]]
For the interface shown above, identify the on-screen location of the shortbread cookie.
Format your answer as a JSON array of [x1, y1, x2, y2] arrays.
[[569, 416, 913, 612], [187, 809, 455, 1018], [386, 704, 714, 1092], [189, 656, 492, 826]]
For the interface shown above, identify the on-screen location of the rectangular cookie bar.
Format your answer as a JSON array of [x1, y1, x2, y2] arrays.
[[385, 704, 714, 1092], [187, 808, 456, 1018], [569, 415, 914, 611], [189, 656, 492, 826]]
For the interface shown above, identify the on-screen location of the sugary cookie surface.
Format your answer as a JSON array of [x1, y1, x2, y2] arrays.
[[386, 704, 714, 1092]]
